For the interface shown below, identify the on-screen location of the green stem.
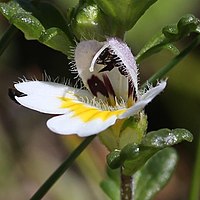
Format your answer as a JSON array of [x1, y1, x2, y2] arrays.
[[0, 25, 18, 57], [142, 35, 200, 88], [189, 135, 200, 200], [30, 135, 96, 200]]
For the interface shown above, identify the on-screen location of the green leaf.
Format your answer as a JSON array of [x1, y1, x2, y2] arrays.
[[106, 143, 159, 175], [0, 1, 45, 39], [134, 148, 178, 200], [94, 0, 158, 31], [0, 1, 73, 56], [136, 14, 200, 62], [100, 179, 120, 200], [122, 146, 159, 176], [106, 167, 120, 186], [106, 128, 192, 175], [142, 128, 193, 148], [100, 168, 120, 200], [71, 1, 119, 40], [11, 13, 45, 39], [136, 32, 180, 62], [163, 14, 200, 40], [39, 28, 72, 56]]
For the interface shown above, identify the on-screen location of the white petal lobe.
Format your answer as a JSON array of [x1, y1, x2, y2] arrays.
[[47, 113, 118, 137], [14, 81, 93, 114], [120, 81, 167, 118]]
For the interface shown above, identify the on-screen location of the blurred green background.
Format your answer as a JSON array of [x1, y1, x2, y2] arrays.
[[0, 0, 199, 199]]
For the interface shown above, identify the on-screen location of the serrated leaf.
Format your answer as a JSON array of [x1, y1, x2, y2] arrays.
[[142, 128, 193, 148], [11, 13, 45, 39], [0, 1, 73, 56], [136, 14, 200, 62], [0, 1, 44, 40], [0, 1, 28, 20], [134, 148, 178, 200], [40, 28, 72, 56]]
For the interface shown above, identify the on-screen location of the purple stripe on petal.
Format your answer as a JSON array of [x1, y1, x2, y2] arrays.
[[87, 75, 109, 97], [102, 74, 116, 97]]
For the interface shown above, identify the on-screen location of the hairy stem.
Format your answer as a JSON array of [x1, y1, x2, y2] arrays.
[[30, 135, 96, 200], [121, 168, 134, 200]]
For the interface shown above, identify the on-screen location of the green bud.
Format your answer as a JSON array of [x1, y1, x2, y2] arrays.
[[107, 150, 122, 169], [120, 143, 140, 160]]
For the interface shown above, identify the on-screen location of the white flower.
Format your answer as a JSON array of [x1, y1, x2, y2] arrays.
[[14, 38, 166, 137]]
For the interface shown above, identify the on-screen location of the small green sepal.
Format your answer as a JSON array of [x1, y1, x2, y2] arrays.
[[119, 113, 148, 148]]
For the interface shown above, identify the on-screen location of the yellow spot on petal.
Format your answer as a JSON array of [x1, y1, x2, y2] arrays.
[[59, 97, 125, 122]]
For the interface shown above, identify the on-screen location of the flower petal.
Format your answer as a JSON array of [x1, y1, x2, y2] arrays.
[[107, 38, 138, 95], [14, 80, 89, 96], [75, 38, 137, 102], [119, 81, 167, 118], [47, 113, 118, 137], [14, 81, 92, 114], [47, 98, 125, 136]]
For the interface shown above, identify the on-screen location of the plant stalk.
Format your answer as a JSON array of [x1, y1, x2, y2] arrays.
[[189, 134, 200, 200], [30, 135, 96, 200], [142, 35, 200, 88], [121, 168, 134, 200]]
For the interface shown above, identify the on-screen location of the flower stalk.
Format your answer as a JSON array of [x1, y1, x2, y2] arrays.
[[189, 134, 200, 200], [121, 168, 134, 200], [141, 34, 200, 88], [30, 135, 95, 200]]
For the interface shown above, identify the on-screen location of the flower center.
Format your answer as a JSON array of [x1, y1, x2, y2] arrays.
[[87, 46, 137, 107]]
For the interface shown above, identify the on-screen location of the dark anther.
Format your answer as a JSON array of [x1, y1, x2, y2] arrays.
[[102, 74, 116, 97]]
